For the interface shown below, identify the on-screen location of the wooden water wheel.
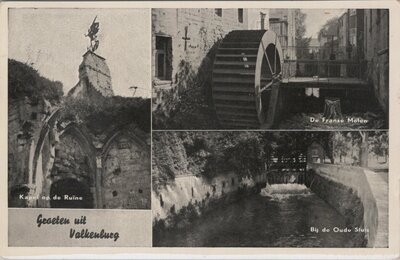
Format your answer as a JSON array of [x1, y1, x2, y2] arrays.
[[212, 30, 283, 129]]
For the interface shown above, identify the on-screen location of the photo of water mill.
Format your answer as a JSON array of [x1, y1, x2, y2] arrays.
[[8, 9, 151, 209], [5, 5, 392, 252], [152, 8, 388, 130], [152, 131, 388, 247]]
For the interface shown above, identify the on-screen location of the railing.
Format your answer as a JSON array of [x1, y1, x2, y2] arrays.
[[280, 46, 368, 80], [268, 156, 307, 173]]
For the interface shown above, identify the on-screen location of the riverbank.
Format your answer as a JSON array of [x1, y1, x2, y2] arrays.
[[305, 170, 367, 247], [153, 183, 356, 247], [153, 167, 377, 247], [152, 173, 267, 232]]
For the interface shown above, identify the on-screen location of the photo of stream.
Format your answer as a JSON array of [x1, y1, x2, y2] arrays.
[[152, 131, 388, 247], [155, 184, 353, 247]]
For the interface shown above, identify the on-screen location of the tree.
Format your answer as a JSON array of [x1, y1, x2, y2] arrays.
[[295, 9, 312, 59], [318, 17, 339, 41], [358, 131, 369, 167], [369, 131, 389, 163], [295, 9, 307, 40], [333, 132, 348, 163]]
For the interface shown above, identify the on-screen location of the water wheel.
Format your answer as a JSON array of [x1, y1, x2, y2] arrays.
[[212, 30, 283, 129]]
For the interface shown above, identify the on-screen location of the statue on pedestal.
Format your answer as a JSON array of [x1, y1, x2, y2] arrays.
[[85, 16, 100, 52]]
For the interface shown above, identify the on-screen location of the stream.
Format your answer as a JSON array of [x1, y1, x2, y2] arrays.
[[154, 184, 356, 247]]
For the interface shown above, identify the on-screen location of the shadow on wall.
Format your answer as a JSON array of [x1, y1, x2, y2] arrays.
[[153, 41, 221, 129], [50, 178, 94, 208]]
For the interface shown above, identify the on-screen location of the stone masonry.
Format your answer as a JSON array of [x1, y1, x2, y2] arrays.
[[69, 51, 114, 98], [8, 51, 151, 209], [152, 9, 250, 111]]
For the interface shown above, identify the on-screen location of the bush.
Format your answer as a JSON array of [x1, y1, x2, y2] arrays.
[[8, 59, 63, 104], [60, 95, 150, 133]]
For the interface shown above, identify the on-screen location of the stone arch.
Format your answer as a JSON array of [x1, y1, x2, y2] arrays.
[[24, 109, 61, 207], [100, 127, 150, 209], [45, 123, 98, 208], [30, 110, 99, 208], [31, 109, 60, 185]]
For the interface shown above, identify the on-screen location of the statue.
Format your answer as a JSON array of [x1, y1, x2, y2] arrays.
[[85, 16, 100, 52]]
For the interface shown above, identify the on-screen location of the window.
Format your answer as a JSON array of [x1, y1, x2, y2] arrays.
[[238, 9, 243, 23], [215, 8, 222, 17], [155, 36, 172, 80]]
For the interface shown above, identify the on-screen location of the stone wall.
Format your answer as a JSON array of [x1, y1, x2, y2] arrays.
[[103, 135, 151, 209], [152, 172, 267, 227], [52, 133, 94, 185], [306, 163, 387, 247], [152, 8, 248, 82], [69, 51, 114, 98], [8, 97, 55, 206], [152, 8, 249, 110], [8, 53, 151, 209], [305, 168, 366, 247], [364, 9, 389, 114]]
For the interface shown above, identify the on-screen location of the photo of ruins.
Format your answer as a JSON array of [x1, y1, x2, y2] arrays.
[[4, 4, 393, 252], [152, 131, 388, 247], [152, 9, 389, 130], [8, 9, 151, 209]]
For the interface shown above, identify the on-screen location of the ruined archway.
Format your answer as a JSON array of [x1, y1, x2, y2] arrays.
[[50, 178, 94, 208], [47, 124, 97, 208], [101, 129, 150, 209], [29, 117, 99, 208]]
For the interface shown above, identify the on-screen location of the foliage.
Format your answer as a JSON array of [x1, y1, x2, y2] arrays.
[[60, 95, 150, 134], [152, 42, 221, 130], [8, 59, 64, 104], [318, 17, 339, 41], [369, 132, 388, 158], [331, 131, 389, 166], [224, 136, 265, 177], [154, 130, 389, 185], [295, 9, 307, 39], [152, 131, 334, 184], [294, 9, 312, 59]]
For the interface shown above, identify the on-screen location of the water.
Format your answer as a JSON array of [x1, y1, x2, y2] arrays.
[[154, 184, 355, 247]]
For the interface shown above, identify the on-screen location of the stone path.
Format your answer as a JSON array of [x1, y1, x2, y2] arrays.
[[364, 169, 389, 248]]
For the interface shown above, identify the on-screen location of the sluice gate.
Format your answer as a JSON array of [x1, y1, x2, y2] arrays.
[[266, 155, 307, 184]]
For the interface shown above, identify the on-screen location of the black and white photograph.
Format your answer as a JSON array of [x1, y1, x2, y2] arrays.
[[152, 9, 389, 130], [152, 131, 388, 247], [1, 1, 398, 257], [8, 9, 152, 209]]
